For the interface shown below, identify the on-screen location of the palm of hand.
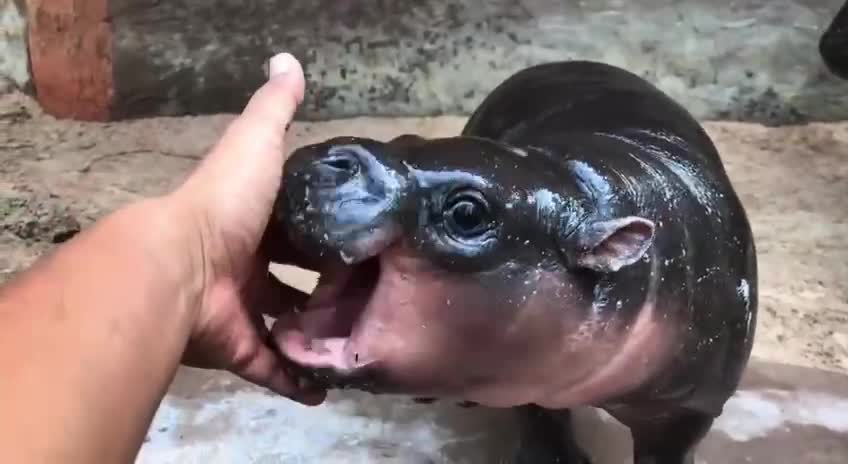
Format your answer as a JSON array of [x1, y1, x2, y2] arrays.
[[166, 54, 322, 404]]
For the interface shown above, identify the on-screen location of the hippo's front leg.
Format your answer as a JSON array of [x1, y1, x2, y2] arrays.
[[624, 409, 714, 464], [512, 406, 592, 464]]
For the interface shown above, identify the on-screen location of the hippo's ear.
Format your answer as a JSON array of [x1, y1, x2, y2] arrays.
[[573, 216, 655, 273]]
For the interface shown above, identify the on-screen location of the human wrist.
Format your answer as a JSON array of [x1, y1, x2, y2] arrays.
[[114, 195, 208, 330]]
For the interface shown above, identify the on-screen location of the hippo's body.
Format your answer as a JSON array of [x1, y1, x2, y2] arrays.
[[270, 60, 758, 464], [821, 1, 848, 79]]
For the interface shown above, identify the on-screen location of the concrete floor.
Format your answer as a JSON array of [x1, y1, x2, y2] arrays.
[[135, 360, 848, 464], [1, 90, 846, 462]]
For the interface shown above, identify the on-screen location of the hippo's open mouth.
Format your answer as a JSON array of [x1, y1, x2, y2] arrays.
[[271, 138, 412, 389], [275, 254, 386, 384]]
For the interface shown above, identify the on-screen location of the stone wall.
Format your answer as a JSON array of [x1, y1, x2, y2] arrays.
[[4, 0, 848, 124], [0, 0, 27, 93]]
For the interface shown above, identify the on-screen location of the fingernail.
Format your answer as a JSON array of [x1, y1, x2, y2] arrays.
[[269, 52, 294, 77]]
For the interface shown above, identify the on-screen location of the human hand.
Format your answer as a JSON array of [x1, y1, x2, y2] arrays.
[[162, 52, 325, 405]]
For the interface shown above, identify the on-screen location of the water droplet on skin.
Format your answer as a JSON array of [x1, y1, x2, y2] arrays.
[[446, 299, 451, 306], [340, 250, 355, 264]]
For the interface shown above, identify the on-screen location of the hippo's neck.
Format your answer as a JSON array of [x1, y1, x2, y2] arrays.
[[539, 249, 680, 409]]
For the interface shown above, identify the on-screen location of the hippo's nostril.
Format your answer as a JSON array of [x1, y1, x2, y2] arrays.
[[319, 150, 360, 175], [324, 157, 356, 171], [310, 148, 364, 188]]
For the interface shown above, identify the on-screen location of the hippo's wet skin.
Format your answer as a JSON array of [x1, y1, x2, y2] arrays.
[[268, 60, 758, 464]]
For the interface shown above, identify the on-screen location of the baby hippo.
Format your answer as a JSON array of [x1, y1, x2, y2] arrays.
[[269, 60, 758, 464]]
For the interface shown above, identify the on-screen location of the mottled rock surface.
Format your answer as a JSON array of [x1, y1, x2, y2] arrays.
[[109, 0, 848, 123], [9, 0, 848, 124], [0, 0, 28, 91]]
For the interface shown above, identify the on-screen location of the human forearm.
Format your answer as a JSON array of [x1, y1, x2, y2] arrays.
[[0, 197, 202, 463]]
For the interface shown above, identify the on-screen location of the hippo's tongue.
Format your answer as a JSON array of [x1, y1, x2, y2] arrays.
[[276, 259, 380, 373]]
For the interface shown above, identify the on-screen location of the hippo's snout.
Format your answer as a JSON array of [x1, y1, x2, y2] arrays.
[[285, 141, 406, 201], [279, 140, 409, 266]]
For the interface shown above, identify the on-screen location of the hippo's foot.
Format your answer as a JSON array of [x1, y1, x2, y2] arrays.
[[512, 406, 591, 464], [624, 408, 713, 464]]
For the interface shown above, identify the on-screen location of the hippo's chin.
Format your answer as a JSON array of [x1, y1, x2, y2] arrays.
[[275, 256, 384, 381]]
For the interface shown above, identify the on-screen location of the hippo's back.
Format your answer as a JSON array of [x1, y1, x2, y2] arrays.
[[461, 60, 724, 173]]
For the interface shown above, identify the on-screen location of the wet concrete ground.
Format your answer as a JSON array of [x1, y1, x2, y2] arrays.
[[136, 360, 848, 464]]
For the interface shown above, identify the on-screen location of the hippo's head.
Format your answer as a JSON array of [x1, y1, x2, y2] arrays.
[[271, 135, 660, 408]]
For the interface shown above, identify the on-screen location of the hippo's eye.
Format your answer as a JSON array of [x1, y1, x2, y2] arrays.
[[443, 190, 494, 239]]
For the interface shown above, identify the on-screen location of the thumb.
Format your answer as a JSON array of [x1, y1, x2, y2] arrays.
[[174, 53, 306, 255], [231, 51, 306, 146], [200, 52, 306, 184]]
